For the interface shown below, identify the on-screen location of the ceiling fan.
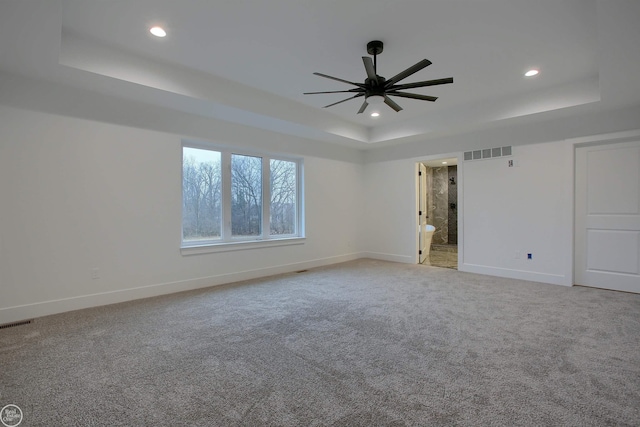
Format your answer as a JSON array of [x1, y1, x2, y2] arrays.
[[304, 40, 453, 114]]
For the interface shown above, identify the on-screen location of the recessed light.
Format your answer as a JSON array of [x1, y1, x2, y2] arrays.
[[150, 26, 167, 37], [370, 112, 380, 117], [442, 161, 448, 165], [525, 69, 539, 77]]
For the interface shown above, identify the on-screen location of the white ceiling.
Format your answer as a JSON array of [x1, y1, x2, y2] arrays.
[[0, 1, 639, 150]]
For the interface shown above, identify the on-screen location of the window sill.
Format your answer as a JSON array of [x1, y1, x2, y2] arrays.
[[180, 237, 305, 256]]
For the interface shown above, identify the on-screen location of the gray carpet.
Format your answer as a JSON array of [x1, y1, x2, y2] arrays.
[[1, 259, 639, 426]]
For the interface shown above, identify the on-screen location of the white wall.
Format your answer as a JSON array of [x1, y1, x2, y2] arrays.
[[362, 159, 418, 264], [0, 105, 364, 323], [461, 142, 574, 285], [363, 141, 575, 286], [2, 100, 639, 324]]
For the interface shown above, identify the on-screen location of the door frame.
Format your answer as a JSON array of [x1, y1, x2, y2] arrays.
[[415, 153, 463, 265], [418, 162, 428, 264]]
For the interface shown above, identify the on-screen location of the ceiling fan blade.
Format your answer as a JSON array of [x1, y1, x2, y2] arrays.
[[313, 72, 366, 88], [383, 95, 403, 112], [387, 77, 453, 91], [387, 92, 438, 102], [385, 59, 432, 87], [322, 93, 364, 108], [362, 57, 378, 84], [357, 100, 369, 114], [304, 89, 363, 95]]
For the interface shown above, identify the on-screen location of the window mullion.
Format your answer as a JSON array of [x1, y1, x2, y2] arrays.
[[221, 151, 232, 241], [262, 157, 270, 239]]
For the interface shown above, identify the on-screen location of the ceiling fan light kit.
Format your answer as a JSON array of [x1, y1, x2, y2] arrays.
[[366, 94, 384, 105], [304, 40, 453, 114]]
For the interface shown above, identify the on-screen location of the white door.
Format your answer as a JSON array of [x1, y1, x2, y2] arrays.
[[575, 140, 640, 293], [419, 163, 428, 263]]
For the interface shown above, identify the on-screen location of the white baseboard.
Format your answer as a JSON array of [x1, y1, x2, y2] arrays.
[[362, 252, 414, 264], [0, 252, 365, 325], [460, 263, 571, 286]]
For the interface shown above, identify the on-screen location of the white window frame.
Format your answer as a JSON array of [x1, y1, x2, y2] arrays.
[[180, 140, 305, 255]]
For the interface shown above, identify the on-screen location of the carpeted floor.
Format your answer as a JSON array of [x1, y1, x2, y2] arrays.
[[1, 259, 639, 426]]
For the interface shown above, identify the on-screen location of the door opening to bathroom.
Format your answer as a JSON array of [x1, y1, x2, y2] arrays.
[[417, 158, 459, 269]]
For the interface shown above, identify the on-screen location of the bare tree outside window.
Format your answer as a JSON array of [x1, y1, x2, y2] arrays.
[[270, 159, 297, 235], [231, 154, 262, 237], [182, 147, 222, 241]]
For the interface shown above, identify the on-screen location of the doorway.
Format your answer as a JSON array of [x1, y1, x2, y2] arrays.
[[418, 158, 459, 269]]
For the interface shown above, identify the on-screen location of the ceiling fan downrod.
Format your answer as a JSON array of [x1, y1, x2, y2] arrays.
[[366, 40, 383, 74]]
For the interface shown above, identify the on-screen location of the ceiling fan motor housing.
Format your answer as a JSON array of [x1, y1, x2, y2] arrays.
[[365, 76, 386, 98]]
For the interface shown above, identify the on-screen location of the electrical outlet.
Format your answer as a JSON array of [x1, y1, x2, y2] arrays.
[[91, 268, 100, 279]]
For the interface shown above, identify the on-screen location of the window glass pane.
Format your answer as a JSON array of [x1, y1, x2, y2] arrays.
[[182, 147, 222, 241], [270, 159, 297, 235], [231, 154, 262, 237]]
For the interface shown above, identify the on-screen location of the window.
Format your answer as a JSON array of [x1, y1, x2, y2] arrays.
[[182, 147, 222, 241], [182, 143, 302, 249], [270, 159, 297, 236], [231, 154, 262, 237]]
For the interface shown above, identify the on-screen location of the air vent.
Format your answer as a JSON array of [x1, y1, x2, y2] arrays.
[[464, 146, 512, 161], [0, 319, 32, 329]]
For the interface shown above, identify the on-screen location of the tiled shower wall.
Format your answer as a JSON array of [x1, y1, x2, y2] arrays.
[[429, 166, 449, 245], [426, 165, 457, 245]]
